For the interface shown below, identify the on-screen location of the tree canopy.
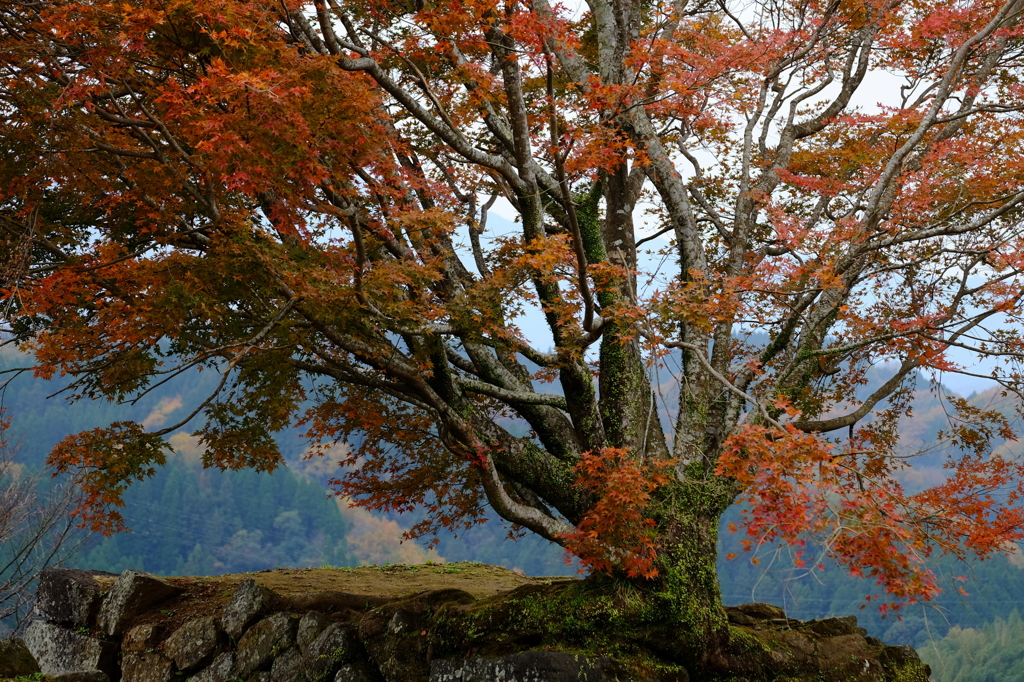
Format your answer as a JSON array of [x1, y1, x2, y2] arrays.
[[4, 0, 1024, 644]]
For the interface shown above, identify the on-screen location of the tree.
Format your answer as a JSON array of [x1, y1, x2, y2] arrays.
[[3, 0, 1024, 659]]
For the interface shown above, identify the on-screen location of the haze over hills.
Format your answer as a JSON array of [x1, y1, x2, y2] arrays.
[[4, 345, 1024, 679], [0, 345, 576, 576]]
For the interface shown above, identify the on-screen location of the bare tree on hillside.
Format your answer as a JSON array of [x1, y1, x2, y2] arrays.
[[0, 431, 85, 635]]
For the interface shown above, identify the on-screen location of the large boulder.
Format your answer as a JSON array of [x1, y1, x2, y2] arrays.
[[123, 623, 161, 653], [121, 651, 175, 682], [35, 568, 116, 628], [0, 637, 41, 677], [299, 622, 362, 682], [813, 633, 885, 679], [270, 646, 302, 682], [296, 611, 332, 654], [164, 615, 223, 672], [702, 616, 931, 682], [190, 652, 236, 682], [22, 621, 118, 677], [97, 570, 182, 637], [879, 644, 932, 681], [805, 616, 868, 638], [234, 612, 298, 679], [221, 578, 277, 641]]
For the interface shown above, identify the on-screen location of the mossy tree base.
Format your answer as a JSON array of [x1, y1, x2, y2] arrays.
[[415, 577, 932, 682]]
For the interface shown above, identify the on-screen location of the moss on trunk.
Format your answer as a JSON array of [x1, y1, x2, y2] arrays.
[[644, 476, 734, 666]]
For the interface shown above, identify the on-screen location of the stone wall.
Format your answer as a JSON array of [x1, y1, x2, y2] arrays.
[[0, 567, 933, 682]]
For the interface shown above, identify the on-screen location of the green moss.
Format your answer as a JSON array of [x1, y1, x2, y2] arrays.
[[883, 660, 931, 682], [644, 472, 733, 656], [575, 182, 606, 266], [430, 583, 936, 682], [727, 626, 771, 655], [432, 578, 689, 677]]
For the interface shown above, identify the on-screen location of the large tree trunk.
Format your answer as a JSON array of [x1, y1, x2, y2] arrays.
[[648, 478, 733, 659]]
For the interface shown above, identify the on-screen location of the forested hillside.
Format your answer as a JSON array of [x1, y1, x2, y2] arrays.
[[4, 347, 1024, 679], [78, 446, 355, 576], [917, 610, 1024, 682]]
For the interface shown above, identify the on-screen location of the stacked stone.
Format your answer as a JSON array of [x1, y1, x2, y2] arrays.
[[4, 569, 381, 682], [136, 578, 377, 682], [14, 568, 179, 682], [0, 567, 932, 682]]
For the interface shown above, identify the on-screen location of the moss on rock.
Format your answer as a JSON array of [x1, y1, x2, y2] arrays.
[[425, 576, 930, 682]]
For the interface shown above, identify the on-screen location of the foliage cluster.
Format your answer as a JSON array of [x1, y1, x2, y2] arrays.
[[4, 0, 1024, 644], [560, 446, 675, 579]]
